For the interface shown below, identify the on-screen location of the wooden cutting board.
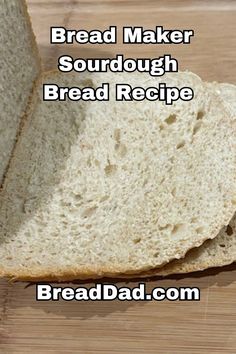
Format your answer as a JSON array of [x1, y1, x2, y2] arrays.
[[0, 1, 236, 353]]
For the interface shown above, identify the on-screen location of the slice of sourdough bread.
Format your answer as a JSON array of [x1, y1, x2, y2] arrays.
[[118, 83, 236, 278], [0, 0, 40, 184], [0, 71, 236, 281]]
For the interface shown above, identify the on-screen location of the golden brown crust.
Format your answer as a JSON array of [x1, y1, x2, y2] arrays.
[[0, 266, 153, 282], [1, 259, 235, 283]]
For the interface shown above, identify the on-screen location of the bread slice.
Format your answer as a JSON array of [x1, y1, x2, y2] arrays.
[[0, 0, 41, 184], [118, 83, 236, 278], [0, 71, 236, 281]]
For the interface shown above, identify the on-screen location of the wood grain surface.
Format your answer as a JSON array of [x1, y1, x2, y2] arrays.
[[0, 1, 236, 353]]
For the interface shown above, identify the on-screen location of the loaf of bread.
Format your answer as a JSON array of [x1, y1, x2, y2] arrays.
[[0, 71, 235, 281], [0, 0, 40, 184]]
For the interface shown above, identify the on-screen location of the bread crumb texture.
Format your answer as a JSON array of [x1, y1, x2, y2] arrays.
[[118, 82, 236, 278], [0, 72, 236, 280]]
